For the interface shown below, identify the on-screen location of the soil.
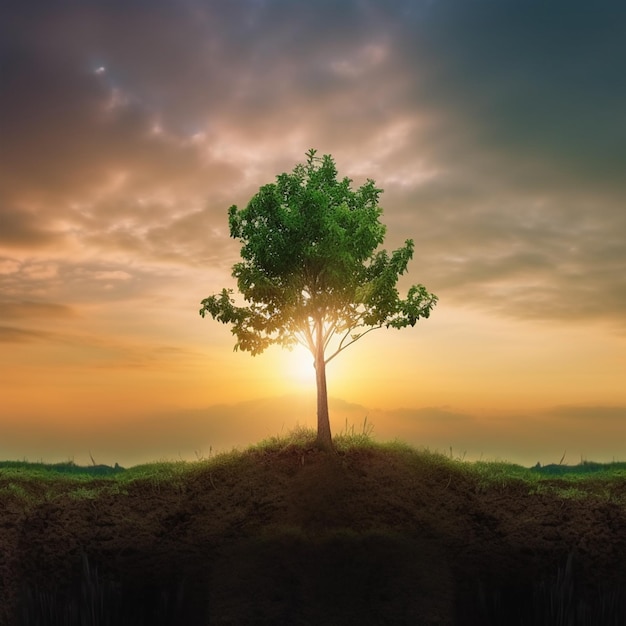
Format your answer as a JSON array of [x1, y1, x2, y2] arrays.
[[2, 445, 625, 625]]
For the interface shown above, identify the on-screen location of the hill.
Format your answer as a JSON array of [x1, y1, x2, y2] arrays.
[[2, 430, 625, 625]]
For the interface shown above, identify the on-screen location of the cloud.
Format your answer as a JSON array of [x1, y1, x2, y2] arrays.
[[21, 263, 59, 280], [92, 270, 132, 281], [0, 301, 76, 320], [547, 405, 626, 422], [0, 207, 62, 248], [0, 325, 54, 343], [0, 259, 20, 275], [1, 0, 625, 333]]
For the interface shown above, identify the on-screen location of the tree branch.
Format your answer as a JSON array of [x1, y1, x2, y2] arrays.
[[324, 323, 383, 365], [323, 323, 337, 352], [302, 319, 316, 355]]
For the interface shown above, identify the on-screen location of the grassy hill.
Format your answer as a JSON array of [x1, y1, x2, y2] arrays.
[[2, 429, 625, 625]]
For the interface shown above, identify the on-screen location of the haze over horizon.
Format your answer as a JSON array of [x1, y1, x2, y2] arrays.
[[1, 0, 625, 468]]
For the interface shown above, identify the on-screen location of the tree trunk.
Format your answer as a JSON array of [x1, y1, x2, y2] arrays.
[[314, 318, 334, 452]]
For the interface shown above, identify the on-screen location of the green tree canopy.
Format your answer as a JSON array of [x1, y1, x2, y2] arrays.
[[200, 149, 437, 450]]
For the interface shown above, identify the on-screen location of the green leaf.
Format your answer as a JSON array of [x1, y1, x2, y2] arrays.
[[200, 150, 437, 359]]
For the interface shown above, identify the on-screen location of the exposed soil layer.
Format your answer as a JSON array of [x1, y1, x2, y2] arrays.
[[2, 446, 626, 625]]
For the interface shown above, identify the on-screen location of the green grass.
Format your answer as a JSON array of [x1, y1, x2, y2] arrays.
[[1, 429, 624, 506]]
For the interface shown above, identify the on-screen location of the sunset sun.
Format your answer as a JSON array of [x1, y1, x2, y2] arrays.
[[285, 345, 316, 386]]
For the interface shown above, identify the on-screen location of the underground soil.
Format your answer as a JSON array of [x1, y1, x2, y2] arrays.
[[2, 445, 625, 625]]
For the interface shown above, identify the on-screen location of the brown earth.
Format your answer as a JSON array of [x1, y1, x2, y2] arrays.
[[1, 445, 625, 625]]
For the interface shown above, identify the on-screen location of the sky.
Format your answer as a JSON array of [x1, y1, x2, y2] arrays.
[[1, 0, 625, 468]]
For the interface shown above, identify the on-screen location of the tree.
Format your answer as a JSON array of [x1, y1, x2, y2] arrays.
[[200, 150, 437, 451]]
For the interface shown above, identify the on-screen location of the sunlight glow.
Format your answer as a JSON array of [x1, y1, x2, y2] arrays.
[[283, 344, 316, 387]]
